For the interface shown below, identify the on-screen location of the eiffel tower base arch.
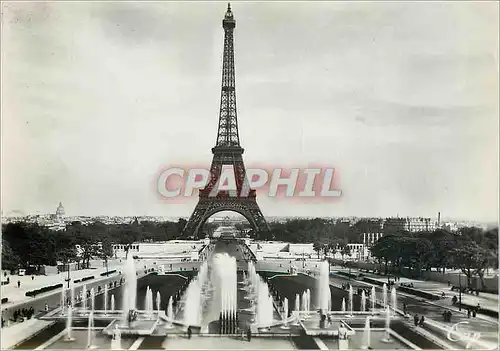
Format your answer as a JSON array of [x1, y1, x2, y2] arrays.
[[182, 197, 269, 238]]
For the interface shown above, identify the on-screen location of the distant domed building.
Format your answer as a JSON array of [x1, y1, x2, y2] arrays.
[[56, 202, 65, 218]]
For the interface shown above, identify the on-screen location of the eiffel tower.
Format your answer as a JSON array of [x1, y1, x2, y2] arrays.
[[183, 4, 269, 238]]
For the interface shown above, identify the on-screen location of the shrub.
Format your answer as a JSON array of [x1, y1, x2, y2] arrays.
[[25, 283, 63, 297]]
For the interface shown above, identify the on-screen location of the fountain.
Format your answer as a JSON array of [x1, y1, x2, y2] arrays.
[[121, 253, 137, 325], [179, 261, 210, 330], [281, 298, 290, 329], [371, 286, 376, 312], [104, 285, 108, 315], [341, 297, 346, 312], [382, 283, 387, 309], [292, 294, 301, 326], [381, 306, 392, 343], [213, 253, 238, 333], [361, 290, 366, 312], [306, 289, 311, 311], [90, 288, 95, 312], [82, 285, 87, 311], [111, 295, 115, 311], [348, 285, 354, 317], [156, 291, 161, 314], [256, 280, 273, 329], [391, 287, 397, 315], [300, 291, 307, 320], [165, 296, 174, 329], [61, 285, 67, 313], [144, 287, 154, 318], [70, 283, 75, 307], [361, 316, 371, 349], [86, 312, 97, 349], [317, 261, 331, 312], [111, 325, 122, 350], [64, 305, 75, 342], [182, 279, 202, 327]]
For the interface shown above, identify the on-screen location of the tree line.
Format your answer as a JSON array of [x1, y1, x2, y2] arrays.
[[369, 227, 498, 289], [1, 218, 202, 271]]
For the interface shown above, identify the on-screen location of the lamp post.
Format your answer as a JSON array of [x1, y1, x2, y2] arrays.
[[66, 260, 71, 289], [458, 272, 462, 311]]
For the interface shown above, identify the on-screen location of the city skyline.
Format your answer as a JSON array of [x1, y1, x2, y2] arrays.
[[2, 2, 499, 222]]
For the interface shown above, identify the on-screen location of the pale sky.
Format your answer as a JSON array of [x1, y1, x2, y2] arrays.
[[1, 1, 499, 222]]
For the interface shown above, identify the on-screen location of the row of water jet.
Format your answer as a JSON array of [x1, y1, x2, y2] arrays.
[[316, 261, 331, 312], [343, 284, 396, 315], [182, 261, 209, 327]]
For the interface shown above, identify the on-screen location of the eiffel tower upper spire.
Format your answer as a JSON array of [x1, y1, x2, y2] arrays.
[[215, 2, 241, 149]]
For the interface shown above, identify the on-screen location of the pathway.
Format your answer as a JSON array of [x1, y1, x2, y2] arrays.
[[336, 267, 498, 314]]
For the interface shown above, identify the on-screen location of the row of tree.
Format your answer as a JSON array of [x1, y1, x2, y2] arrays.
[[1, 218, 199, 271], [369, 227, 498, 288]]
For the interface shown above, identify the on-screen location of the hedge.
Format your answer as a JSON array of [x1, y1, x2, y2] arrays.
[[100, 270, 116, 277], [74, 275, 94, 284], [335, 271, 359, 279], [398, 285, 440, 300], [26, 283, 63, 297]]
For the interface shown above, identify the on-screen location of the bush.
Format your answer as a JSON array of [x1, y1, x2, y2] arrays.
[[25, 283, 63, 297], [81, 275, 94, 282], [1, 297, 8, 304], [100, 270, 116, 277]]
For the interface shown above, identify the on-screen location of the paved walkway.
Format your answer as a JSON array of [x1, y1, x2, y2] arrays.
[[328, 272, 499, 349], [337, 267, 498, 313], [1, 260, 124, 308]]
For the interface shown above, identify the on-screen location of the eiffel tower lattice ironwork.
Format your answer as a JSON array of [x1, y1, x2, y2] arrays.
[[183, 4, 269, 238]]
